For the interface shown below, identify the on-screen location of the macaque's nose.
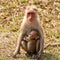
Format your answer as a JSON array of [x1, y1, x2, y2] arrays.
[[29, 14, 33, 21], [30, 14, 32, 19]]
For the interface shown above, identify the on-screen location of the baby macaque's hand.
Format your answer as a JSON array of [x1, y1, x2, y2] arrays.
[[26, 37, 31, 41], [23, 36, 31, 41]]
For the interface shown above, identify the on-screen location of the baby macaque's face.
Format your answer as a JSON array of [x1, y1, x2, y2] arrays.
[[28, 31, 39, 40]]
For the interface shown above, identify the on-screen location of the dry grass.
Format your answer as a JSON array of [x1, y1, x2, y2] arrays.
[[0, 0, 60, 60]]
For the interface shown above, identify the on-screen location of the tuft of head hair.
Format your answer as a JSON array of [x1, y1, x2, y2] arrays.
[[25, 5, 38, 14]]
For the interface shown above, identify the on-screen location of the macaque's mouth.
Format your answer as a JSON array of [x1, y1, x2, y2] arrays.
[[30, 19, 32, 22]]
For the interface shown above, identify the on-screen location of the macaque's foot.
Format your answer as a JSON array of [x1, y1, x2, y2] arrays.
[[12, 52, 17, 58], [12, 54, 16, 58], [25, 53, 32, 57], [17, 51, 21, 54], [32, 54, 41, 60], [32, 54, 38, 59]]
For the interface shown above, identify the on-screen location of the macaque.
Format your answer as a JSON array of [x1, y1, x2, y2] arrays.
[[22, 29, 40, 54], [24, 29, 40, 41], [13, 5, 44, 60]]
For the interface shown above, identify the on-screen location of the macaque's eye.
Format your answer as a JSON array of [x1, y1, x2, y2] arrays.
[[27, 13, 30, 15], [31, 12, 35, 15], [27, 12, 35, 16]]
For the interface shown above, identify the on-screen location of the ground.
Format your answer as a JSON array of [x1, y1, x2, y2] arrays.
[[0, 0, 60, 60]]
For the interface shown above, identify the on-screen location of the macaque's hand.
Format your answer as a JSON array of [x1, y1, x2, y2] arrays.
[[12, 51, 21, 58]]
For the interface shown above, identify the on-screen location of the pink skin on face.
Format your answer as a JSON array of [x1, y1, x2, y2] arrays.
[[27, 12, 36, 22]]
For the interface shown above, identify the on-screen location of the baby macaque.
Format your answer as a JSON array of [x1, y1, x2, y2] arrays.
[[24, 29, 40, 41], [21, 29, 40, 56]]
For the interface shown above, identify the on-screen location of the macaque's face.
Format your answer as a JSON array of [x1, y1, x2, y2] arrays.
[[27, 12, 35, 22], [28, 31, 38, 39], [25, 5, 37, 22]]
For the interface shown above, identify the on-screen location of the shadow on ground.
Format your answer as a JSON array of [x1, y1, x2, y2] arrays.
[[41, 53, 59, 60], [9, 52, 60, 60]]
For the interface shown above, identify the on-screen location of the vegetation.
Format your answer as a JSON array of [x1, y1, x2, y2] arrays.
[[0, 0, 60, 60]]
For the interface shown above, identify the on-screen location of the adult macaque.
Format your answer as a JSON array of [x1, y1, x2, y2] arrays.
[[13, 5, 44, 60]]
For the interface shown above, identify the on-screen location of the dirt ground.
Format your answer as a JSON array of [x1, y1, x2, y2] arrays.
[[0, 32, 60, 60]]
